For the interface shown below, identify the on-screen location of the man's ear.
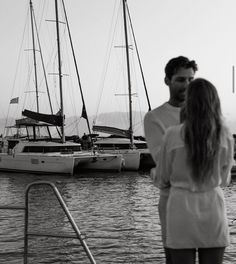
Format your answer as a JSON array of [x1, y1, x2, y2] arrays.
[[164, 77, 170, 86]]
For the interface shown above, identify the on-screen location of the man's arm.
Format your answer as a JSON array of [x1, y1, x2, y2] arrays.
[[144, 111, 165, 163]]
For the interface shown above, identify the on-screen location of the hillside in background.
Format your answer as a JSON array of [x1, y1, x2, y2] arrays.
[[0, 111, 147, 137], [66, 111, 146, 137], [1, 112, 236, 138], [2, 112, 236, 138]]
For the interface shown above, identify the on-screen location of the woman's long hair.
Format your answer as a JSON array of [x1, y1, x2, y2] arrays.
[[184, 78, 222, 183]]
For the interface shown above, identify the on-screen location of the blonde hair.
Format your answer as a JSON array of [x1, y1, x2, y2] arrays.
[[184, 78, 222, 183]]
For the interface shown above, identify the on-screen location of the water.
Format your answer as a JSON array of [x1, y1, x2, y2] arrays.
[[0, 171, 235, 264]]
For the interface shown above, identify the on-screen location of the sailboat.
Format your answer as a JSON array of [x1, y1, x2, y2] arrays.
[[93, 0, 154, 170], [0, 0, 123, 175]]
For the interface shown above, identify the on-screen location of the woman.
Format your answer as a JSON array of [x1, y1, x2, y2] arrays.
[[155, 78, 234, 264]]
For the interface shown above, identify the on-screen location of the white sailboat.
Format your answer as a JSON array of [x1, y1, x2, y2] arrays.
[[0, 0, 123, 175], [93, 0, 154, 170]]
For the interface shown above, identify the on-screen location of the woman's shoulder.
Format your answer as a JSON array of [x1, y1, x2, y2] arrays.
[[221, 122, 233, 138], [220, 122, 234, 147]]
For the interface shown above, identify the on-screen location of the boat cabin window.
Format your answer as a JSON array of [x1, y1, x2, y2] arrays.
[[22, 145, 82, 153], [135, 143, 147, 149], [96, 143, 131, 150], [96, 143, 147, 149]]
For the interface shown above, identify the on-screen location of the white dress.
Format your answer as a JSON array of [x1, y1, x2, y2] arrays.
[[155, 124, 234, 249]]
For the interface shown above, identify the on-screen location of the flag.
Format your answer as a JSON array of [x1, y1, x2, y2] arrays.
[[10, 97, 19, 104], [81, 104, 88, 120]]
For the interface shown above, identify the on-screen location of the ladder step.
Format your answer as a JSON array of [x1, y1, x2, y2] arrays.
[[28, 231, 86, 240], [0, 205, 25, 210]]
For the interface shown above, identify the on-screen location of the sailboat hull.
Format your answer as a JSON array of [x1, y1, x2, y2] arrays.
[[0, 140, 125, 175], [96, 149, 140, 170], [74, 153, 124, 172], [117, 149, 140, 170], [0, 153, 75, 175], [94, 137, 154, 170]]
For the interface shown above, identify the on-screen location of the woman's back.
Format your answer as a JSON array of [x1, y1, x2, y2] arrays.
[[158, 123, 234, 192], [157, 123, 234, 249]]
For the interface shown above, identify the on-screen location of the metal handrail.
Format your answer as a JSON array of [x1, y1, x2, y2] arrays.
[[23, 181, 96, 264]]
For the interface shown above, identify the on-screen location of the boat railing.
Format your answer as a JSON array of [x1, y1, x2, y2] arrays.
[[0, 181, 96, 264]]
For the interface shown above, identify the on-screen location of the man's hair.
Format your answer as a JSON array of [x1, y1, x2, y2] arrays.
[[165, 56, 198, 80], [184, 78, 222, 184]]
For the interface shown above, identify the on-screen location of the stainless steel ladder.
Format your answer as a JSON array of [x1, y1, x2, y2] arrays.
[[0, 181, 96, 264]]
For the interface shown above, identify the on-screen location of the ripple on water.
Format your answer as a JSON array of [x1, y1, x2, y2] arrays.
[[0, 172, 235, 263]]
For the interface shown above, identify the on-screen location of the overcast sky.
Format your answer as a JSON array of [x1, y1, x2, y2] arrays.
[[1, 0, 236, 132]]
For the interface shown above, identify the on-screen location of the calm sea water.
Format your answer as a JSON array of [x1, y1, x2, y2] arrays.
[[0, 171, 235, 264]]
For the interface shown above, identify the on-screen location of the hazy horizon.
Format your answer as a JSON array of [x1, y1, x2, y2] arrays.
[[1, 110, 236, 138]]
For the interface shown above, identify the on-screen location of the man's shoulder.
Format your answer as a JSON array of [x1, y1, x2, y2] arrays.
[[148, 102, 180, 115], [152, 102, 170, 113], [144, 102, 168, 119], [144, 102, 180, 124]]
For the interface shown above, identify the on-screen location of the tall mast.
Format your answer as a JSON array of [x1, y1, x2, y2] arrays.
[[29, 0, 39, 113], [55, 0, 65, 143], [122, 0, 134, 148], [127, 6, 151, 111]]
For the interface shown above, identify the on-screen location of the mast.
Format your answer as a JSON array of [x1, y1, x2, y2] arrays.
[[55, 0, 65, 143], [122, 0, 134, 148], [127, 5, 151, 111], [29, 0, 39, 113]]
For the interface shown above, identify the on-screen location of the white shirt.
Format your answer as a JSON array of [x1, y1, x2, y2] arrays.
[[144, 102, 180, 163]]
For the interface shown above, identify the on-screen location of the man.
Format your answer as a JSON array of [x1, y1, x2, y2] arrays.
[[144, 56, 198, 264]]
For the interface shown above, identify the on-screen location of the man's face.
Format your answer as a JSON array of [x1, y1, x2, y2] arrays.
[[167, 67, 195, 105]]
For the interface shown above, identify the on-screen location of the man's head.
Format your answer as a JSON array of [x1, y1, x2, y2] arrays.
[[164, 56, 198, 107]]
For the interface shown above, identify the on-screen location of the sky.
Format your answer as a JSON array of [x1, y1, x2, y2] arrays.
[[1, 0, 236, 132]]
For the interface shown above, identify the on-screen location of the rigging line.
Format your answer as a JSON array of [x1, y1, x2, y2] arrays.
[[126, 4, 151, 112], [124, 21, 143, 131], [128, 42, 143, 125], [52, 55, 60, 109], [94, 0, 121, 124], [24, 60, 33, 110], [112, 4, 128, 99], [67, 118, 81, 135], [3, 4, 30, 137], [38, 0, 47, 30], [42, 0, 60, 101], [32, 1, 54, 114], [59, 22, 79, 120], [61, 0, 92, 135], [33, 0, 47, 40], [30, 0, 39, 113], [34, 4, 56, 115], [33, 3, 63, 138], [62, 38, 78, 117], [44, 3, 58, 68]]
